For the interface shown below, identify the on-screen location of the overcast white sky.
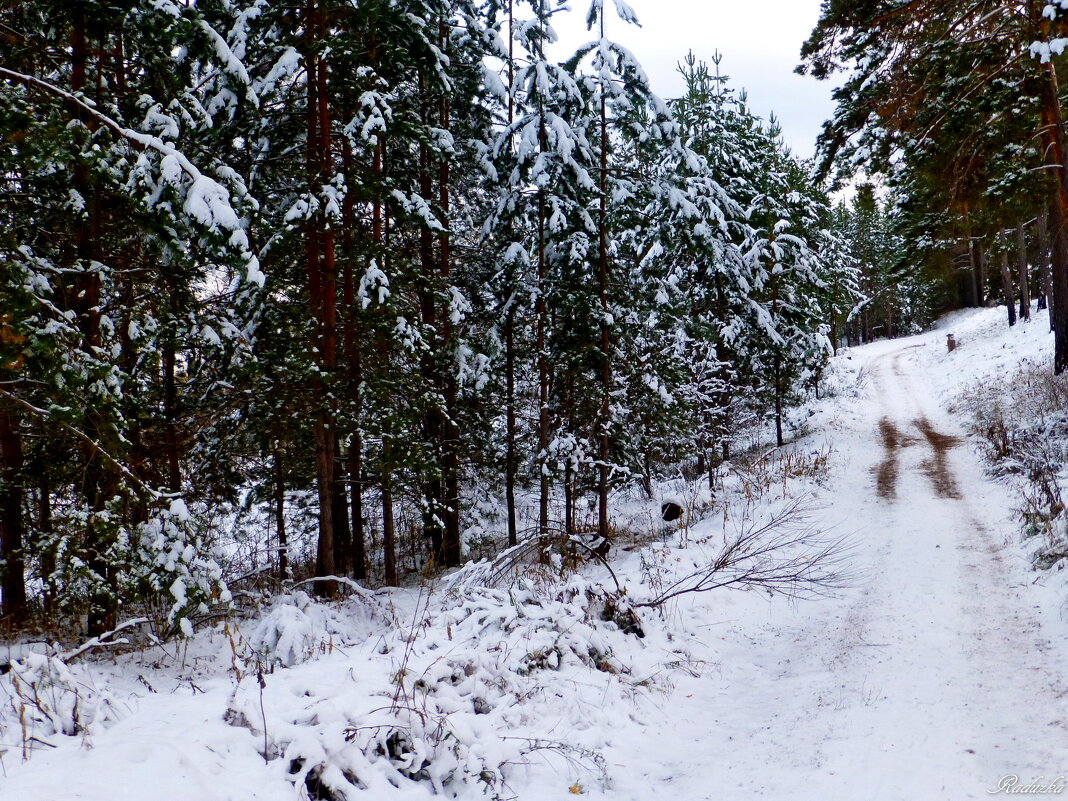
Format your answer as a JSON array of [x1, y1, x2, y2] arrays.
[[550, 0, 838, 158]]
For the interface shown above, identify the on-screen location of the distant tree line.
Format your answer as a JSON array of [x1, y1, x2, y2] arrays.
[[801, 0, 1068, 352]]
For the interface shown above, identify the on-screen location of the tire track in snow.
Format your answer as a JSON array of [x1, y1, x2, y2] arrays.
[[831, 343, 1068, 798]]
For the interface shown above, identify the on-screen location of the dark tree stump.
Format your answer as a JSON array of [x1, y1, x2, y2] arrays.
[[661, 502, 683, 522]]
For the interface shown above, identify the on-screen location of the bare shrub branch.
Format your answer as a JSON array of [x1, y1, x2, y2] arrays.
[[635, 498, 855, 608]]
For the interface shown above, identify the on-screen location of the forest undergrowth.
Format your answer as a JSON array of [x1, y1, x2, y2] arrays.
[[0, 434, 848, 798]]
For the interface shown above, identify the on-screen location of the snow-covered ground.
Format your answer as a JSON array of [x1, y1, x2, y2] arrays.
[[606, 307, 1068, 800], [3, 306, 1068, 800]]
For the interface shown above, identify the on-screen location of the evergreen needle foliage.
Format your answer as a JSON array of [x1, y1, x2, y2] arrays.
[[0, 0, 856, 634]]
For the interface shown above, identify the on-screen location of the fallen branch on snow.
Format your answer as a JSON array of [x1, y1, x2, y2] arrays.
[[635, 498, 855, 608], [60, 617, 150, 662]]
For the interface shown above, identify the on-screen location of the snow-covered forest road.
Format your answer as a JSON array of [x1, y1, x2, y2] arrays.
[[611, 332, 1068, 800]]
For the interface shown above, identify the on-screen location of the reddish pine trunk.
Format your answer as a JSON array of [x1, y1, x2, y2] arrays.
[[418, 132, 445, 564], [596, 60, 611, 546], [0, 404, 26, 623], [536, 195, 550, 537], [379, 145, 397, 585], [1033, 2, 1068, 371], [1038, 209, 1054, 315], [306, 0, 335, 585], [1049, 196, 1068, 362], [504, 0, 518, 547], [536, 60, 551, 537], [71, 12, 118, 635], [274, 449, 288, 579], [438, 65, 461, 568], [504, 310, 518, 546], [341, 137, 366, 580], [1018, 225, 1031, 321], [998, 230, 1017, 327], [963, 203, 983, 308]]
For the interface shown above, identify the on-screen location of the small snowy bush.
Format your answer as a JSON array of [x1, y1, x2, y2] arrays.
[[224, 575, 654, 799], [45, 497, 230, 638], [956, 360, 1068, 568], [247, 589, 388, 668], [248, 601, 317, 668], [135, 498, 231, 636], [0, 653, 122, 759]]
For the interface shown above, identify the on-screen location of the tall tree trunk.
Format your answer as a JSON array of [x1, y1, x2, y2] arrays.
[[341, 134, 366, 581], [504, 308, 518, 546], [1033, 1, 1068, 371], [36, 462, 55, 613], [536, 196, 550, 537], [0, 404, 26, 623], [71, 11, 118, 635], [964, 203, 983, 307], [1018, 224, 1032, 321], [348, 441, 365, 580], [504, 0, 518, 549], [596, 18, 612, 547], [536, 2, 551, 538], [312, 429, 336, 583], [417, 131, 444, 564], [998, 230, 1017, 327], [332, 438, 351, 575], [1038, 208, 1053, 315], [1049, 197, 1068, 367], [274, 448, 288, 580], [379, 152, 398, 585], [413, 66, 448, 567], [318, 9, 342, 577], [350, 129, 385, 582], [438, 78, 461, 568], [306, 0, 336, 585], [773, 357, 785, 448], [381, 452, 397, 586]]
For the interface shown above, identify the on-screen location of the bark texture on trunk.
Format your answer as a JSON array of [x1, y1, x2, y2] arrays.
[[274, 449, 288, 579], [964, 204, 983, 307], [1049, 197, 1068, 369], [596, 68, 611, 547], [0, 405, 26, 623], [536, 195, 550, 537], [1033, 1, 1068, 370], [998, 231, 1017, 327], [1018, 225, 1031, 321], [1038, 209, 1053, 314], [504, 0, 518, 549], [305, 0, 336, 585]]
